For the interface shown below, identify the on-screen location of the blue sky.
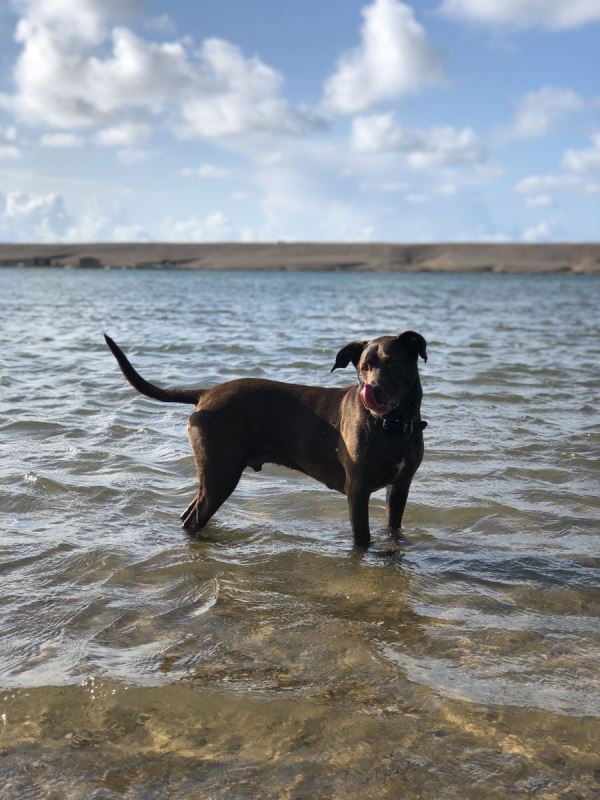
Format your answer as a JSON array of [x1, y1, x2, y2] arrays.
[[0, 0, 598, 242]]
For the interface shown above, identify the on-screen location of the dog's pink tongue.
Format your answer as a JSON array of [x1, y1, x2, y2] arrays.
[[360, 384, 387, 414]]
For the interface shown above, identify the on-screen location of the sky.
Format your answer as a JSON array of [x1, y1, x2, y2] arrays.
[[0, 0, 598, 243]]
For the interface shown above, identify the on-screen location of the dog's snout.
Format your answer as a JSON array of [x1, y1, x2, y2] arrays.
[[369, 384, 386, 404]]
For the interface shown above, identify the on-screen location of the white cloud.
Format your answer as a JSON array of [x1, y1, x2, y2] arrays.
[[378, 180, 410, 193], [178, 38, 314, 138], [503, 87, 584, 140], [253, 149, 368, 240], [114, 147, 150, 164], [352, 113, 410, 152], [13, 0, 137, 44], [144, 13, 176, 34], [5, 191, 51, 218], [94, 122, 151, 164], [454, 231, 512, 243], [180, 163, 234, 180], [521, 220, 555, 242], [562, 130, 600, 173], [406, 192, 428, 204], [525, 194, 554, 207], [439, 0, 600, 30], [0, 189, 247, 243], [324, 0, 444, 114], [515, 175, 599, 206], [515, 174, 581, 194], [244, 133, 507, 241], [2, 23, 191, 128], [10, 194, 128, 242], [514, 131, 600, 205], [352, 113, 485, 168], [95, 122, 150, 147], [39, 132, 84, 147], [1, 2, 315, 140], [434, 182, 458, 196], [0, 190, 71, 241], [0, 126, 18, 143], [157, 211, 234, 242], [113, 223, 150, 241], [0, 125, 21, 159]]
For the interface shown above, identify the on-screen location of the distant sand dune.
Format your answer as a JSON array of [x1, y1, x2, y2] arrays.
[[1, 242, 599, 273]]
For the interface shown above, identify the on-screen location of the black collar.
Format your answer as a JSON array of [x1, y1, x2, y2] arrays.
[[371, 412, 427, 434]]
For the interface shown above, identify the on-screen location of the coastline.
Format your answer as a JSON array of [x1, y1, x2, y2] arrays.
[[0, 242, 599, 273]]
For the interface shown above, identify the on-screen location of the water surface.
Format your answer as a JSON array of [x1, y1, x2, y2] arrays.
[[0, 267, 599, 798]]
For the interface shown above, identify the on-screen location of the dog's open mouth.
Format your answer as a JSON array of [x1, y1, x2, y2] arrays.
[[360, 383, 390, 416]]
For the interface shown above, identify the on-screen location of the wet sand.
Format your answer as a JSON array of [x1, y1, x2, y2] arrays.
[[1, 242, 599, 273]]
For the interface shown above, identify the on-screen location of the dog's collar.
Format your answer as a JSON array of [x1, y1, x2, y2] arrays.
[[371, 413, 427, 435]]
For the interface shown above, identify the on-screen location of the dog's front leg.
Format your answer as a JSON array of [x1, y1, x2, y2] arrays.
[[386, 482, 410, 530], [346, 481, 371, 547]]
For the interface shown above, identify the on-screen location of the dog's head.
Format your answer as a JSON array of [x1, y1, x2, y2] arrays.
[[331, 331, 427, 416]]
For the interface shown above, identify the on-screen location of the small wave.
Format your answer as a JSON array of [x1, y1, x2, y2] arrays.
[[17, 472, 126, 501], [0, 541, 77, 575], [411, 551, 600, 590], [190, 577, 220, 617], [0, 419, 68, 435], [380, 646, 600, 717]]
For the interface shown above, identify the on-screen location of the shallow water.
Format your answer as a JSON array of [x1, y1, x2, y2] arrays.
[[0, 266, 599, 799]]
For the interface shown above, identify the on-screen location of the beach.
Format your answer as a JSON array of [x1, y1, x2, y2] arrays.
[[1, 242, 599, 273]]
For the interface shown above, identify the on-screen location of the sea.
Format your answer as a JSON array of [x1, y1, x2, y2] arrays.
[[0, 266, 599, 798]]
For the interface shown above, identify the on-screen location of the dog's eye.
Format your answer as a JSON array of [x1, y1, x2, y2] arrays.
[[361, 363, 370, 371]]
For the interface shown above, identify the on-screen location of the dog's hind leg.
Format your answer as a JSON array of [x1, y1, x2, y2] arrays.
[[182, 413, 245, 535], [181, 464, 244, 534], [180, 497, 197, 521]]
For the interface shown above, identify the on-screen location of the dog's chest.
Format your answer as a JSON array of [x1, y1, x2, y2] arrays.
[[360, 436, 414, 488], [374, 458, 407, 489]]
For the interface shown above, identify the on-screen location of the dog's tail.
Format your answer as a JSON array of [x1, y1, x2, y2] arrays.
[[104, 334, 204, 405]]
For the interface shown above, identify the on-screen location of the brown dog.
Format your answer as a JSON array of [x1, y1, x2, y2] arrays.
[[104, 331, 427, 547]]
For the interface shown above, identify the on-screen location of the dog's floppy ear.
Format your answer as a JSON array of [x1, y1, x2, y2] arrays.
[[330, 340, 367, 372], [397, 331, 427, 362]]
